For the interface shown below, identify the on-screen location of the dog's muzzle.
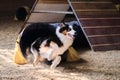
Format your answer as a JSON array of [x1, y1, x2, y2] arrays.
[[68, 32, 77, 40]]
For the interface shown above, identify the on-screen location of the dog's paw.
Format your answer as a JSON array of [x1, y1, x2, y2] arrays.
[[50, 56, 61, 69], [33, 63, 37, 67], [50, 65, 56, 69]]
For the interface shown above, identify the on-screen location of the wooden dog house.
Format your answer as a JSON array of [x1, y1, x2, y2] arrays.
[[20, 0, 120, 51], [0, 0, 120, 51]]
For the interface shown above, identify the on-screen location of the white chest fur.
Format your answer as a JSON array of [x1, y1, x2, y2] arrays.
[[39, 26, 74, 60]]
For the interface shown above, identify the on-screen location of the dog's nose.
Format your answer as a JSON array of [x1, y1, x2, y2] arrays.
[[75, 31, 77, 35], [74, 32, 77, 36]]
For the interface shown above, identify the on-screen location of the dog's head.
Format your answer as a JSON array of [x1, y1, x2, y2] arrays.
[[57, 22, 76, 40]]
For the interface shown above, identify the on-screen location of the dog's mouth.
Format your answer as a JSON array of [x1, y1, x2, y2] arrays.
[[68, 33, 76, 39]]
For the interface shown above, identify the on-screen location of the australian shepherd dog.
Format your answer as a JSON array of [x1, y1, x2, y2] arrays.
[[25, 22, 76, 69]]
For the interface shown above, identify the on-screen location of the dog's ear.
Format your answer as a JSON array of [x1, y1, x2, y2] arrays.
[[60, 20, 67, 27], [60, 22, 66, 27], [73, 24, 77, 27], [72, 24, 78, 29]]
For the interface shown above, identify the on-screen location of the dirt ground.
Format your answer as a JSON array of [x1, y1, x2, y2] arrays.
[[0, 17, 120, 80]]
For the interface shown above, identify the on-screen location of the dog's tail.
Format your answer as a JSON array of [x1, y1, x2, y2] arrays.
[[31, 38, 41, 54]]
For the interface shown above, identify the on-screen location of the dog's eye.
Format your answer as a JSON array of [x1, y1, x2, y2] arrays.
[[68, 28, 71, 31], [73, 25, 77, 30]]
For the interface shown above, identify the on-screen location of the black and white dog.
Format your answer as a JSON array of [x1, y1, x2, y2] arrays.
[[28, 22, 76, 69]]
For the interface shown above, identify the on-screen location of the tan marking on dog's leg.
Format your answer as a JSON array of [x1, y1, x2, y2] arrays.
[[33, 55, 46, 67], [33, 55, 40, 66], [39, 55, 46, 61]]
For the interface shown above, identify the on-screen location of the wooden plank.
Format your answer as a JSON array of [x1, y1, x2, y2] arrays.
[[35, 3, 69, 11], [28, 13, 66, 22], [80, 17, 120, 20], [40, 0, 67, 1], [93, 44, 120, 51], [84, 27, 120, 35], [39, 0, 67, 4], [88, 35, 120, 45], [84, 25, 120, 29], [79, 18, 120, 26], [32, 10, 73, 14], [78, 14, 120, 18], [71, 2, 115, 9], [71, 0, 111, 2], [76, 9, 119, 16]]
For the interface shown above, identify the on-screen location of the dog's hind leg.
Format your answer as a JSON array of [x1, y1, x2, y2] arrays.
[[33, 54, 46, 66], [30, 42, 39, 66], [31, 47, 46, 66], [33, 55, 40, 66], [50, 56, 61, 69], [31, 48, 39, 66]]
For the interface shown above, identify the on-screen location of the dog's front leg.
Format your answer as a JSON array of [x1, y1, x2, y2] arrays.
[[50, 56, 61, 69]]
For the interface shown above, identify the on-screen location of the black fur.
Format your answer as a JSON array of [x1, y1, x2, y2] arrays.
[[20, 22, 83, 61], [20, 23, 63, 58]]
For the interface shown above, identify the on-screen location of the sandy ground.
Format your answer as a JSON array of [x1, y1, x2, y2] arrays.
[[0, 17, 120, 80]]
